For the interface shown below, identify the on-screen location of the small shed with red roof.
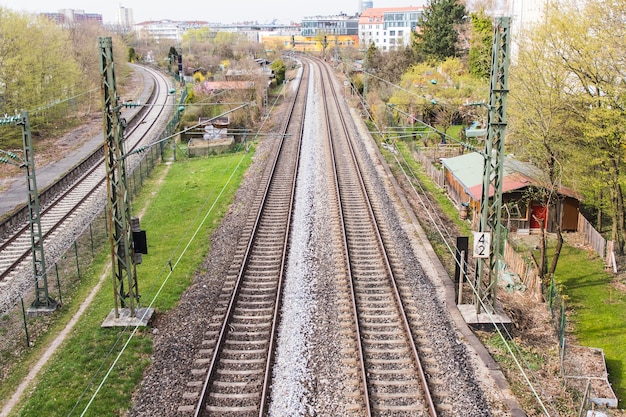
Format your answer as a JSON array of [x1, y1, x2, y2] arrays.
[[440, 152, 580, 233]]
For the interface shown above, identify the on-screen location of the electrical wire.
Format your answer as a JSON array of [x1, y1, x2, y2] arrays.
[[74, 74, 289, 416], [353, 83, 555, 416]]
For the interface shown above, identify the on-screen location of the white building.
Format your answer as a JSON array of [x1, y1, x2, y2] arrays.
[[117, 5, 134, 30], [301, 14, 359, 37], [134, 20, 210, 41], [358, 7, 423, 51]]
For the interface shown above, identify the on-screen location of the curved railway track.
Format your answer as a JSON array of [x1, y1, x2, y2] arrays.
[[0, 65, 173, 304]]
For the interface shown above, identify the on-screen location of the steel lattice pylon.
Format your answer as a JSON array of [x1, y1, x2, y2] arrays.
[[474, 17, 511, 313], [19, 112, 58, 312], [100, 36, 140, 317]]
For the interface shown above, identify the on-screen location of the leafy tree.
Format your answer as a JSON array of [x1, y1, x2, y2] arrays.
[[167, 46, 179, 72], [467, 10, 492, 79], [413, 0, 467, 61], [128, 46, 138, 62], [551, 0, 626, 253], [508, 19, 574, 281], [379, 46, 417, 84], [0, 8, 82, 135], [270, 59, 286, 85], [388, 58, 485, 140], [509, 0, 626, 260], [364, 42, 382, 71]]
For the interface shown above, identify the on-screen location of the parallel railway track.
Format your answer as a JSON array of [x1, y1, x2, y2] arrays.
[[181, 56, 450, 416], [177, 56, 309, 417], [318, 57, 437, 416], [0, 65, 173, 305]]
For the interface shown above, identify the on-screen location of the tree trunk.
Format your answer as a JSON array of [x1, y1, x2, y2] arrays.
[[548, 206, 564, 278], [612, 187, 620, 251], [597, 189, 602, 233], [531, 214, 548, 282], [617, 182, 626, 255]]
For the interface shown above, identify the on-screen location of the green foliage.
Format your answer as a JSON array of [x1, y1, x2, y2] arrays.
[[128, 46, 137, 62], [554, 244, 626, 403], [508, 0, 626, 251], [388, 58, 487, 134], [414, 0, 467, 61], [468, 11, 492, 79], [10, 152, 253, 416], [0, 8, 128, 147], [270, 59, 286, 85], [0, 9, 82, 130], [365, 42, 382, 70]]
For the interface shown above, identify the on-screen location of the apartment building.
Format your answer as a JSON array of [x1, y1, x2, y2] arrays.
[[358, 7, 423, 51]]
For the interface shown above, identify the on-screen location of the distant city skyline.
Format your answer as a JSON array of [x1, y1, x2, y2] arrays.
[[0, 0, 428, 25]]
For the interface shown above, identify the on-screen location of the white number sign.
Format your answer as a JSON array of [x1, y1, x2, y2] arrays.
[[473, 231, 491, 258]]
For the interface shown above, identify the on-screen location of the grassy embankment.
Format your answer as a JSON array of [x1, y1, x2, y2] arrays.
[[5, 150, 252, 416], [555, 244, 626, 406]]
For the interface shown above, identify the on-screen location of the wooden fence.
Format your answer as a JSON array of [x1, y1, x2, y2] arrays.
[[414, 152, 445, 187], [502, 241, 542, 300], [578, 214, 606, 259], [577, 213, 616, 270]]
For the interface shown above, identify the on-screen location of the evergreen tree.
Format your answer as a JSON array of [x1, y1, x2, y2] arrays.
[[413, 0, 467, 61]]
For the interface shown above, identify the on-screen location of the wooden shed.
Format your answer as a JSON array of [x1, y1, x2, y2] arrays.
[[441, 152, 580, 233]]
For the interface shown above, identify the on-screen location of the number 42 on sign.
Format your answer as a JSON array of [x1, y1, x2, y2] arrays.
[[472, 231, 491, 258]]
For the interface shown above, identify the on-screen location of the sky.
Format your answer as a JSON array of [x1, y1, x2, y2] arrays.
[[0, 0, 428, 25]]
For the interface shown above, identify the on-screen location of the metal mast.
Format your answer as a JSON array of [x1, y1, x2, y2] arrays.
[[474, 17, 511, 313], [99, 36, 140, 317], [19, 112, 58, 312]]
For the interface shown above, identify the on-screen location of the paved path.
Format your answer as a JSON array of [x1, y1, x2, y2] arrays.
[[0, 129, 105, 217]]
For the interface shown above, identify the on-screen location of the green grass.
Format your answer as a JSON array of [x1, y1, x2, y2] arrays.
[[7, 150, 253, 416], [554, 244, 626, 405]]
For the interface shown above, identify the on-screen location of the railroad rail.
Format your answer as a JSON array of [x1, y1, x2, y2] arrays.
[[0, 66, 173, 300], [178, 56, 309, 417], [317, 56, 438, 415], [179, 56, 464, 416]]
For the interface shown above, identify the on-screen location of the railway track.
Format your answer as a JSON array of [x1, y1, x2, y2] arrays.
[[176, 56, 309, 417], [179, 55, 448, 416], [0, 65, 173, 307], [318, 57, 438, 415]]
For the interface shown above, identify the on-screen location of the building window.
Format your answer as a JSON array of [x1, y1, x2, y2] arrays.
[[390, 30, 395, 36]]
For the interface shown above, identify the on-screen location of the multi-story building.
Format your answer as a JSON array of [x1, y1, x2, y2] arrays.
[[301, 13, 359, 37], [358, 6, 423, 51], [42, 9, 102, 25], [116, 5, 134, 32], [134, 20, 211, 42], [359, 0, 374, 13]]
